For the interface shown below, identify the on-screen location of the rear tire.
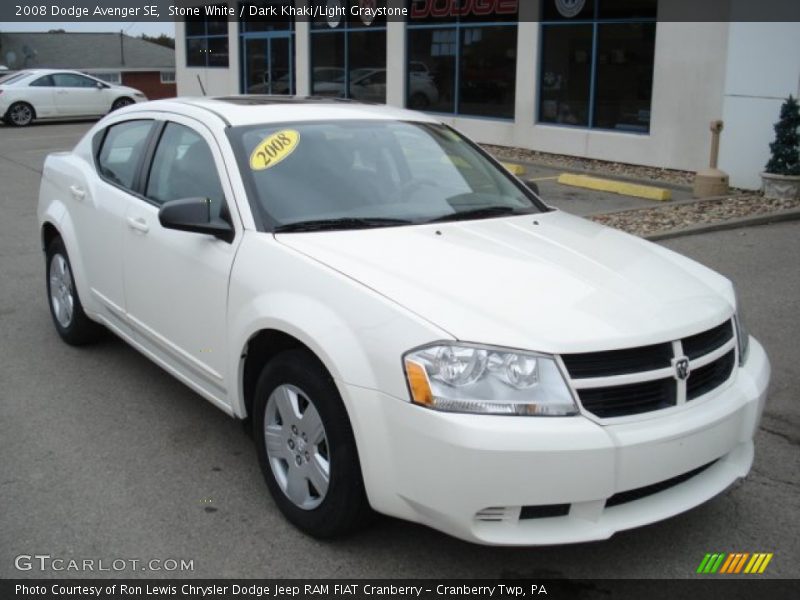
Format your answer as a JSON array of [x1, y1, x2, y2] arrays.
[[5, 102, 34, 126], [253, 349, 372, 538], [45, 237, 103, 346]]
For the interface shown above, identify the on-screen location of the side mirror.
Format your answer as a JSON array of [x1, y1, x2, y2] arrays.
[[525, 181, 540, 196], [95, 81, 105, 89], [158, 197, 234, 243]]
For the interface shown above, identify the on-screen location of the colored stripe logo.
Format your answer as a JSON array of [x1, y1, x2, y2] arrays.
[[696, 552, 773, 574]]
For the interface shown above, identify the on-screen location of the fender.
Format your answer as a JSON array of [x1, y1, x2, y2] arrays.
[[229, 291, 391, 419], [226, 234, 454, 420], [39, 205, 99, 320]]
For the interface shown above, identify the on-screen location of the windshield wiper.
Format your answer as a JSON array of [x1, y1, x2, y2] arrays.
[[426, 206, 530, 224], [273, 217, 414, 233]]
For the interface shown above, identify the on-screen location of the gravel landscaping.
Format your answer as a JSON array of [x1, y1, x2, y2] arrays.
[[588, 194, 800, 237], [484, 143, 696, 186]]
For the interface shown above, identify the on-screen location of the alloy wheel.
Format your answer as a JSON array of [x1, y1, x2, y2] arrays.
[[10, 104, 32, 126], [49, 254, 74, 328], [264, 384, 331, 510]]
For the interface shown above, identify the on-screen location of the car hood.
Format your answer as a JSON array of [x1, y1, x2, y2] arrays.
[[115, 85, 143, 95], [276, 211, 735, 353]]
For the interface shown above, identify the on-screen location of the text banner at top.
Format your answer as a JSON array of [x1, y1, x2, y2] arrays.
[[2, 0, 800, 23]]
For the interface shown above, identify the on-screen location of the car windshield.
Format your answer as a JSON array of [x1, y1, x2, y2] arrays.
[[229, 120, 544, 231]]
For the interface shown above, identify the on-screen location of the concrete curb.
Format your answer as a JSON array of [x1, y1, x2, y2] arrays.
[[644, 207, 800, 241], [557, 172, 672, 201], [501, 162, 526, 176], [496, 155, 694, 192]]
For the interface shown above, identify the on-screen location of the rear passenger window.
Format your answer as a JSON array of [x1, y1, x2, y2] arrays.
[[29, 75, 54, 87], [97, 120, 152, 190], [145, 123, 225, 216]]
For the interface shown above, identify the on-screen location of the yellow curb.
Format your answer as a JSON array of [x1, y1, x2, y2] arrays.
[[557, 173, 672, 201], [527, 175, 560, 182], [501, 162, 526, 176]]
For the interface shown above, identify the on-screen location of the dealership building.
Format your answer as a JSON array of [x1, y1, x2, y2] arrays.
[[175, 0, 800, 189]]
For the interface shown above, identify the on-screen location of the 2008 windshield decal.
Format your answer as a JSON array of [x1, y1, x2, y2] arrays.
[[249, 130, 300, 171]]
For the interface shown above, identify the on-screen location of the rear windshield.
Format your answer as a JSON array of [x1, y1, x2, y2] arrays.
[[228, 120, 544, 230], [0, 71, 28, 84]]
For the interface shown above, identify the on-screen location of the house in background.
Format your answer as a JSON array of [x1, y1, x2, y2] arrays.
[[0, 31, 176, 99]]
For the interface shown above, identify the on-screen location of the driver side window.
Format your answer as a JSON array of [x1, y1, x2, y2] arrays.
[[145, 123, 226, 217]]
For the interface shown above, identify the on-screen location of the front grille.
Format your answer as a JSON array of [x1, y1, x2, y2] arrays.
[[562, 320, 736, 418], [561, 343, 673, 378], [683, 320, 734, 359], [578, 379, 676, 419], [605, 461, 717, 507], [688, 350, 735, 400]]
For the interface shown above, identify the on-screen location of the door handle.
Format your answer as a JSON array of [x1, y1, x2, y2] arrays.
[[69, 185, 86, 200], [126, 216, 149, 234]]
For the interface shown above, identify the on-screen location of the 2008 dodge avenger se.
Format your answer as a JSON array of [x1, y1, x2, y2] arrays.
[[37, 97, 770, 545]]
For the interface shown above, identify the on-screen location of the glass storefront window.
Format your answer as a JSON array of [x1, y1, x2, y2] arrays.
[[348, 31, 388, 103], [310, 33, 346, 94], [406, 1, 519, 119], [309, 2, 387, 103], [184, 4, 229, 68], [594, 22, 656, 132], [539, 24, 592, 127], [538, 0, 657, 132], [407, 28, 456, 112], [240, 1, 295, 95], [458, 26, 517, 118]]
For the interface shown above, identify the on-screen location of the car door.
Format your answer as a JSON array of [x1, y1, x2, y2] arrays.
[[25, 74, 58, 117], [51, 72, 105, 116], [122, 117, 240, 404], [77, 118, 155, 332]]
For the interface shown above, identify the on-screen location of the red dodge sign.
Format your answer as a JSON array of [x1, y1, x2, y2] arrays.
[[410, 0, 519, 18]]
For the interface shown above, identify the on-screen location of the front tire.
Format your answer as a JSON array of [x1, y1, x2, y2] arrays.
[[111, 97, 134, 111], [6, 102, 34, 126], [253, 349, 372, 538], [45, 237, 103, 345]]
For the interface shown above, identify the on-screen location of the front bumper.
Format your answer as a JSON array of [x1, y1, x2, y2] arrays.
[[343, 338, 770, 545]]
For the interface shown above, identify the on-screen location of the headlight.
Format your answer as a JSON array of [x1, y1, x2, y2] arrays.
[[734, 301, 750, 366], [403, 343, 578, 416]]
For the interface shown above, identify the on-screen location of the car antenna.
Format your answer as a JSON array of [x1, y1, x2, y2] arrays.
[[196, 74, 206, 96]]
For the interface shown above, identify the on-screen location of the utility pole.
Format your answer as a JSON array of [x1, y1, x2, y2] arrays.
[[120, 30, 125, 66]]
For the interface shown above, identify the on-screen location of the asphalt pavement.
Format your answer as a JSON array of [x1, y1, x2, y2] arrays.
[[0, 121, 798, 579]]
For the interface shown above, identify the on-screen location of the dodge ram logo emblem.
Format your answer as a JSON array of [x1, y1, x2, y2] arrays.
[[674, 357, 691, 380]]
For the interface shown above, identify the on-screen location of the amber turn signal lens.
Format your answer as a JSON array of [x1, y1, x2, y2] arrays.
[[405, 359, 434, 406]]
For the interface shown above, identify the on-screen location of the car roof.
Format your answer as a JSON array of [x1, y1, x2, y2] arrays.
[[3, 68, 95, 80], [127, 96, 441, 127]]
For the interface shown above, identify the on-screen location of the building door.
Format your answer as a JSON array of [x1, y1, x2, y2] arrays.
[[242, 33, 294, 95]]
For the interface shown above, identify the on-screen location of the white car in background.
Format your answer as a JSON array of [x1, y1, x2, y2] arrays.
[[0, 69, 147, 126], [37, 97, 769, 545]]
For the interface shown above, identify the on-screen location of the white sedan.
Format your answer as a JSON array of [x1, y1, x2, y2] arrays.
[[37, 97, 770, 545], [0, 69, 147, 126]]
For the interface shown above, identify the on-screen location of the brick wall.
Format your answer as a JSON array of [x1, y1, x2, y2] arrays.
[[121, 71, 176, 100]]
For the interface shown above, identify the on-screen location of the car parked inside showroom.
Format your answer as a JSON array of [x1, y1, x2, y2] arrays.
[[37, 96, 770, 545], [0, 69, 147, 126]]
